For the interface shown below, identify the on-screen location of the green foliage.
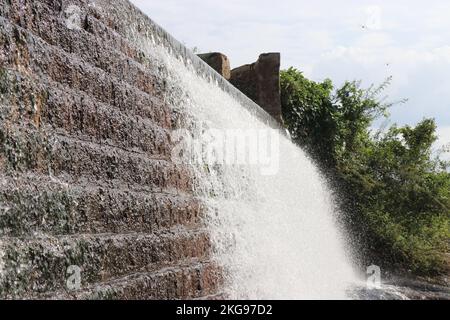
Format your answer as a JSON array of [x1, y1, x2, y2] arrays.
[[281, 68, 450, 274], [280, 68, 335, 167]]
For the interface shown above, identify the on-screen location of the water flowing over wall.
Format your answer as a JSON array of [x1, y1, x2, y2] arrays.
[[0, 0, 357, 299], [0, 0, 231, 299]]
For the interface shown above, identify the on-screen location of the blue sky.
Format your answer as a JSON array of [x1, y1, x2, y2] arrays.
[[130, 0, 450, 157]]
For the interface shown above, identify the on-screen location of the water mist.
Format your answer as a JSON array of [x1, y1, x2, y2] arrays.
[[126, 11, 359, 300]]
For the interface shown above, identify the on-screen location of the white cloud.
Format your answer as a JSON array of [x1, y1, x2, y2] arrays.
[[130, 0, 450, 130], [364, 5, 383, 30], [436, 126, 450, 161]]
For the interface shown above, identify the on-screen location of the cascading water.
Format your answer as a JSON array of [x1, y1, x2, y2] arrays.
[[165, 54, 358, 299], [125, 8, 359, 299]]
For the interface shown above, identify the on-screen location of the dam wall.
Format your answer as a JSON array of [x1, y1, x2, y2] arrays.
[[0, 0, 279, 299]]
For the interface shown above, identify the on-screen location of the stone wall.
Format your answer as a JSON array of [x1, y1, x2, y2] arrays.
[[199, 52, 283, 124], [0, 0, 231, 299], [230, 53, 282, 123], [198, 53, 231, 80]]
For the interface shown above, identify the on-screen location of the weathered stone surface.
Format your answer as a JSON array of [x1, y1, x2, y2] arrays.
[[198, 52, 231, 80], [230, 53, 283, 123], [0, 0, 224, 299]]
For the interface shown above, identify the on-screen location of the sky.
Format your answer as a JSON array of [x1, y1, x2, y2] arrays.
[[130, 0, 450, 158]]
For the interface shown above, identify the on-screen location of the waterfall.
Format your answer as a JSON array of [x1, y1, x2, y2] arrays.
[[162, 53, 357, 300], [125, 5, 359, 300]]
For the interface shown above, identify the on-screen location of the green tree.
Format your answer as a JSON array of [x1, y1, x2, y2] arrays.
[[281, 67, 450, 274], [280, 68, 334, 166]]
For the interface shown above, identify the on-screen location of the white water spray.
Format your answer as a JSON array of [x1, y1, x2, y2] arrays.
[[169, 57, 358, 299], [126, 12, 359, 299]]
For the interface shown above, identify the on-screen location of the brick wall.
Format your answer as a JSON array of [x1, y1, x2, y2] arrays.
[[0, 0, 230, 299]]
